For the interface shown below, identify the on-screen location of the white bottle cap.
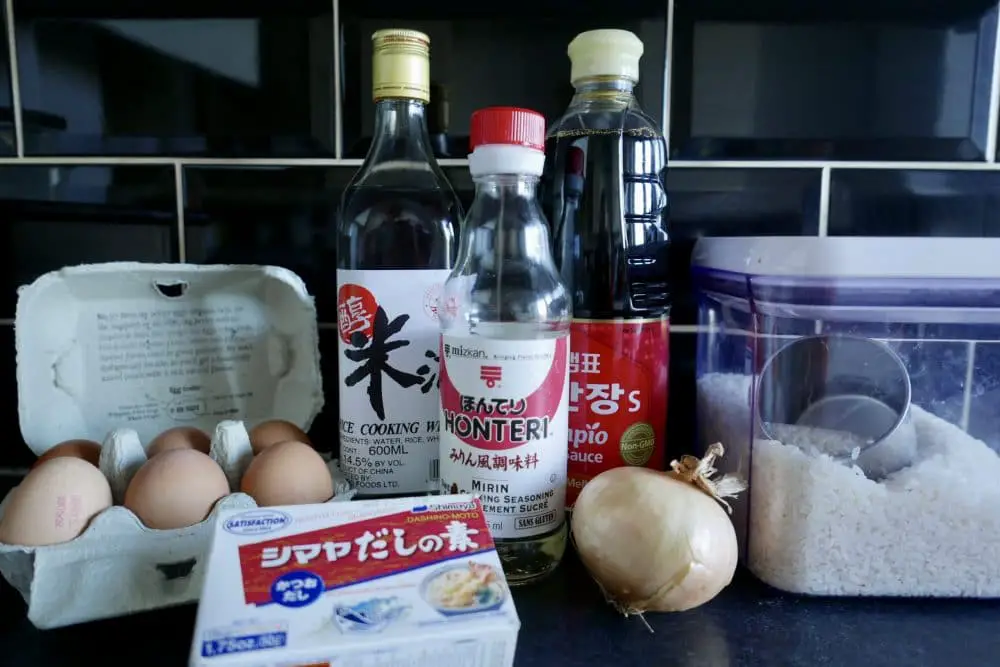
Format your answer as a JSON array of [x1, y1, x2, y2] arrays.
[[567, 29, 644, 85]]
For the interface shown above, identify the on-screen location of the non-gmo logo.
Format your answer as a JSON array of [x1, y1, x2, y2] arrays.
[[223, 509, 292, 536]]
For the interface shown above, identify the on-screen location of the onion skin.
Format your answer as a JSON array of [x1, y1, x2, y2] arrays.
[[571, 466, 739, 614]]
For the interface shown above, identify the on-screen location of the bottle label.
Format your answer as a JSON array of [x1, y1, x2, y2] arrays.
[[337, 269, 450, 495], [566, 317, 670, 508], [439, 334, 569, 539]]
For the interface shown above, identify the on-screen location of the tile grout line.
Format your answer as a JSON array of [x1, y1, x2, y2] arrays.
[[332, 0, 342, 160], [3, 0, 23, 157], [817, 165, 831, 237], [0, 155, 990, 171], [986, 6, 1000, 162], [662, 0, 674, 148], [174, 162, 186, 262]]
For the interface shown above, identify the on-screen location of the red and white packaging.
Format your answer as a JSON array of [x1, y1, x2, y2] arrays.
[[566, 318, 669, 507], [190, 495, 519, 667]]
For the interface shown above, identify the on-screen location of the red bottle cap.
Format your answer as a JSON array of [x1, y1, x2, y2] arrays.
[[469, 107, 545, 152]]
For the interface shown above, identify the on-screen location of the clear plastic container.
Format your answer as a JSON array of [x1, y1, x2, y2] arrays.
[[692, 236, 1000, 597]]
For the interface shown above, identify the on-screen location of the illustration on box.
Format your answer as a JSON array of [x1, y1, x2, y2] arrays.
[[191, 496, 519, 666], [0, 262, 347, 628]]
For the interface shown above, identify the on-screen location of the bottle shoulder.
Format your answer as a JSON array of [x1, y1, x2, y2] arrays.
[[547, 99, 664, 138]]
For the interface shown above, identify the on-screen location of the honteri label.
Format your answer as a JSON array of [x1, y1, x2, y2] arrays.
[[439, 334, 569, 539]]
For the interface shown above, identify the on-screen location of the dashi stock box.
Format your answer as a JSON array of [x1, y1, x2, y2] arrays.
[[191, 495, 520, 667]]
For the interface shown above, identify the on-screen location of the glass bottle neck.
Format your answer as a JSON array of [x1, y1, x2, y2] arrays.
[[569, 76, 636, 108], [367, 98, 437, 162], [466, 174, 551, 263]]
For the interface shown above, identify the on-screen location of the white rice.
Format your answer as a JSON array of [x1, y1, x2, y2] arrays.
[[697, 372, 1000, 597]]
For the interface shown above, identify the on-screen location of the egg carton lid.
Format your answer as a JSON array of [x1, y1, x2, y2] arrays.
[[14, 262, 324, 455]]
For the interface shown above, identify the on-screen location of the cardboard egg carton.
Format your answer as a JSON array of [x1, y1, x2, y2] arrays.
[[0, 263, 351, 629]]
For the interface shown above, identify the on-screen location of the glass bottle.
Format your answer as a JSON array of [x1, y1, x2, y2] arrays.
[[439, 107, 571, 585], [542, 29, 671, 509], [337, 29, 462, 499]]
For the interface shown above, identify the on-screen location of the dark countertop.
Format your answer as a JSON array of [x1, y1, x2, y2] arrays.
[[2, 466, 1000, 667], [4, 552, 1000, 666]]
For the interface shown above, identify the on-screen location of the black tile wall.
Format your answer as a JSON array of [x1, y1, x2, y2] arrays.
[[12, 1, 335, 156], [0, 328, 24, 468], [0, 1, 997, 469], [313, 329, 340, 458], [670, 0, 997, 161], [667, 167, 822, 325], [829, 169, 1000, 236], [0, 4, 15, 156], [339, 6, 666, 158], [0, 164, 177, 318], [183, 166, 345, 319]]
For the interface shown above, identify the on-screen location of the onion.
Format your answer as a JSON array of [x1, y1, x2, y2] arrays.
[[571, 443, 746, 617]]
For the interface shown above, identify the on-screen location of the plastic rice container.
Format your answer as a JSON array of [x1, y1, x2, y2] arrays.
[[692, 237, 1000, 597]]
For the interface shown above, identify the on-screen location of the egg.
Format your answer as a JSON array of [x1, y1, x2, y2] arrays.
[[0, 457, 112, 546], [241, 440, 332, 506], [249, 419, 312, 454], [146, 426, 211, 457], [124, 449, 229, 529], [32, 439, 102, 469]]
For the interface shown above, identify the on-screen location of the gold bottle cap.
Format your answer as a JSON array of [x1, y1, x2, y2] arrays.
[[372, 29, 431, 103]]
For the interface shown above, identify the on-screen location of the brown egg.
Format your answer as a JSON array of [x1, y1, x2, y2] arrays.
[[241, 440, 332, 506], [0, 457, 112, 546], [124, 449, 229, 530], [147, 426, 211, 457], [249, 419, 312, 454], [32, 439, 102, 469]]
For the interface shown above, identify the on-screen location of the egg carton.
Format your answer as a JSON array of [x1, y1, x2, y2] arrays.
[[0, 420, 356, 630], [0, 262, 347, 629]]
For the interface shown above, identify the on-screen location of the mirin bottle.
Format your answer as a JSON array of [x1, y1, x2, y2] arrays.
[[439, 107, 571, 584]]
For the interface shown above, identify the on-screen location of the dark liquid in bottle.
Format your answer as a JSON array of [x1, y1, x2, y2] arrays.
[[338, 185, 459, 270], [544, 127, 670, 319]]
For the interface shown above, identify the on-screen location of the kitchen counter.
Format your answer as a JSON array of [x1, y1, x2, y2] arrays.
[[2, 548, 1000, 666], [1, 466, 999, 667]]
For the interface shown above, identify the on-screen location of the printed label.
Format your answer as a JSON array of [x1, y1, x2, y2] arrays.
[[237, 504, 494, 605], [337, 269, 451, 495], [567, 318, 669, 508], [439, 335, 569, 539]]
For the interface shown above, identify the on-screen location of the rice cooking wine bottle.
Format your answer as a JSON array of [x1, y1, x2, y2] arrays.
[[337, 29, 462, 498], [439, 107, 571, 584], [542, 29, 671, 508]]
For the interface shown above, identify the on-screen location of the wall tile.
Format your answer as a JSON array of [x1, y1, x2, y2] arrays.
[[183, 166, 347, 321], [13, 1, 334, 156], [670, 0, 996, 160], [829, 169, 1000, 236], [0, 327, 24, 469], [0, 3, 15, 156], [667, 167, 822, 325], [0, 164, 177, 317], [668, 331, 697, 460], [312, 328, 339, 459], [339, 3, 667, 159]]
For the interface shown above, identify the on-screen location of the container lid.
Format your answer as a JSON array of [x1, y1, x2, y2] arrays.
[[470, 106, 545, 152], [692, 237, 1000, 280], [468, 107, 546, 177], [567, 29, 643, 84], [14, 263, 324, 455]]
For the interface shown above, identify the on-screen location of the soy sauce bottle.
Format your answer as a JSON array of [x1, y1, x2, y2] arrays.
[[542, 29, 670, 508]]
